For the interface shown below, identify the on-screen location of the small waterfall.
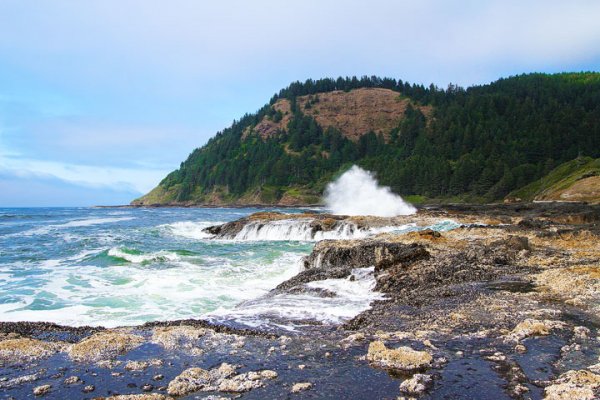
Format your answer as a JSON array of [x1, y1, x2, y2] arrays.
[[231, 219, 370, 241]]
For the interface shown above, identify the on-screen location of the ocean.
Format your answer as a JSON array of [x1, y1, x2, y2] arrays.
[[0, 207, 457, 331]]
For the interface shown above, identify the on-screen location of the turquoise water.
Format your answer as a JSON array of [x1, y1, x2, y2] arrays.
[[0, 207, 315, 327], [0, 207, 460, 329]]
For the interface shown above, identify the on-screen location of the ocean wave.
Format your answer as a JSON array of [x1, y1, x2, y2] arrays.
[[15, 216, 135, 237], [107, 247, 182, 264], [161, 220, 221, 240], [207, 267, 385, 329], [0, 249, 305, 327]]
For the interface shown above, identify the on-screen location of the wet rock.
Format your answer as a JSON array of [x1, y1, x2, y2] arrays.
[[167, 363, 276, 396], [167, 367, 213, 396], [493, 235, 530, 252], [303, 239, 429, 271], [399, 374, 432, 395], [484, 352, 506, 362], [0, 338, 63, 362], [418, 229, 442, 239], [286, 285, 338, 297], [515, 344, 527, 353], [291, 382, 313, 393], [151, 325, 206, 350], [513, 384, 529, 396], [203, 212, 348, 239], [373, 241, 523, 294], [366, 341, 432, 371], [103, 395, 173, 400], [97, 359, 123, 369], [275, 267, 351, 290], [340, 332, 366, 348], [0, 373, 41, 389], [33, 384, 52, 396], [63, 376, 82, 385], [142, 383, 154, 391], [544, 370, 600, 400], [83, 384, 95, 393], [196, 397, 229, 400], [125, 359, 163, 371], [68, 331, 144, 362], [588, 364, 600, 374], [574, 326, 591, 339], [507, 319, 566, 342], [153, 374, 164, 381], [217, 370, 277, 393]]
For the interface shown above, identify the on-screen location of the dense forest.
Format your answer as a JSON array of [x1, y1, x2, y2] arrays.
[[134, 73, 600, 205]]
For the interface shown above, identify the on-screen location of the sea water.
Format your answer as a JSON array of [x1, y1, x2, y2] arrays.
[[0, 207, 459, 330]]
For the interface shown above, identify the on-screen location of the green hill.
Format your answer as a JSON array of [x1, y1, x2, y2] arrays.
[[508, 157, 600, 203], [132, 73, 600, 206]]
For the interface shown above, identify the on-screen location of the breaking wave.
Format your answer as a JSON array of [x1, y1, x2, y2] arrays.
[[325, 165, 416, 216]]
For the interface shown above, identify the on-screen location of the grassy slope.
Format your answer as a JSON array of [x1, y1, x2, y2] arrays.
[[508, 157, 600, 203]]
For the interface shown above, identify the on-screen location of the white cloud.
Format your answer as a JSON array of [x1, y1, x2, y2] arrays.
[[0, 156, 167, 194], [0, 0, 599, 206]]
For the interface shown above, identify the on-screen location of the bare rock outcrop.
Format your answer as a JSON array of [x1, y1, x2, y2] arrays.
[[366, 341, 432, 371]]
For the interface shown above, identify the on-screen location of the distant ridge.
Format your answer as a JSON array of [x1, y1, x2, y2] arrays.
[[133, 73, 600, 206]]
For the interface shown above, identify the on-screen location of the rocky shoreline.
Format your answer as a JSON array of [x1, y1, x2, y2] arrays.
[[1, 203, 599, 399]]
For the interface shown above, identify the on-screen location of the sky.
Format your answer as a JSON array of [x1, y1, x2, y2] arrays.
[[1, 1, 599, 206]]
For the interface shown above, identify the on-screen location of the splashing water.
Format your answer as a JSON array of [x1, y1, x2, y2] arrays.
[[324, 166, 416, 217]]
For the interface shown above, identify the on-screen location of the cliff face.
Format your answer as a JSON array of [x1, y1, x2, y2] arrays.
[[132, 74, 600, 206]]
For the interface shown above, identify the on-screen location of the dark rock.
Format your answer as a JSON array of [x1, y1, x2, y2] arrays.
[[286, 286, 337, 298], [82, 385, 94, 393], [275, 268, 350, 291], [303, 240, 429, 272], [142, 383, 154, 391]]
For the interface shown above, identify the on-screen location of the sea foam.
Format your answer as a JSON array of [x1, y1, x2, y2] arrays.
[[325, 165, 416, 216]]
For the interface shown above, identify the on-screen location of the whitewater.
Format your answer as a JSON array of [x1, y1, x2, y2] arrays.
[[0, 206, 458, 330]]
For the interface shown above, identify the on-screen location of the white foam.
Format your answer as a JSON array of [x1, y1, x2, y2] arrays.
[[232, 219, 367, 241], [208, 267, 385, 329], [17, 217, 135, 236], [228, 218, 462, 242], [107, 248, 182, 264], [325, 165, 416, 216], [0, 250, 304, 328], [162, 221, 220, 240]]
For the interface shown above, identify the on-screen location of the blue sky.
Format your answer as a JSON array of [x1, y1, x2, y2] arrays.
[[1, 1, 599, 206]]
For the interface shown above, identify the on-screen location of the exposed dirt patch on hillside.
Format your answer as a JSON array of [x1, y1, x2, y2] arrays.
[[242, 99, 292, 140], [538, 175, 600, 204], [244, 88, 432, 142], [298, 88, 431, 141]]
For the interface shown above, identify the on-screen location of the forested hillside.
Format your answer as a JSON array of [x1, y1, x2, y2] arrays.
[[133, 73, 600, 205]]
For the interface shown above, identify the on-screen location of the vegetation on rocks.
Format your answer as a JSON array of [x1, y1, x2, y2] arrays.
[[509, 156, 600, 203]]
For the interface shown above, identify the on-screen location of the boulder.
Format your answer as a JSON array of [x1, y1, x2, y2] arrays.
[[544, 370, 600, 400], [399, 373, 433, 395], [291, 382, 313, 393], [366, 341, 432, 371], [303, 240, 429, 271], [68, 331, 144, 362], [0, 338, 63, 363]]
